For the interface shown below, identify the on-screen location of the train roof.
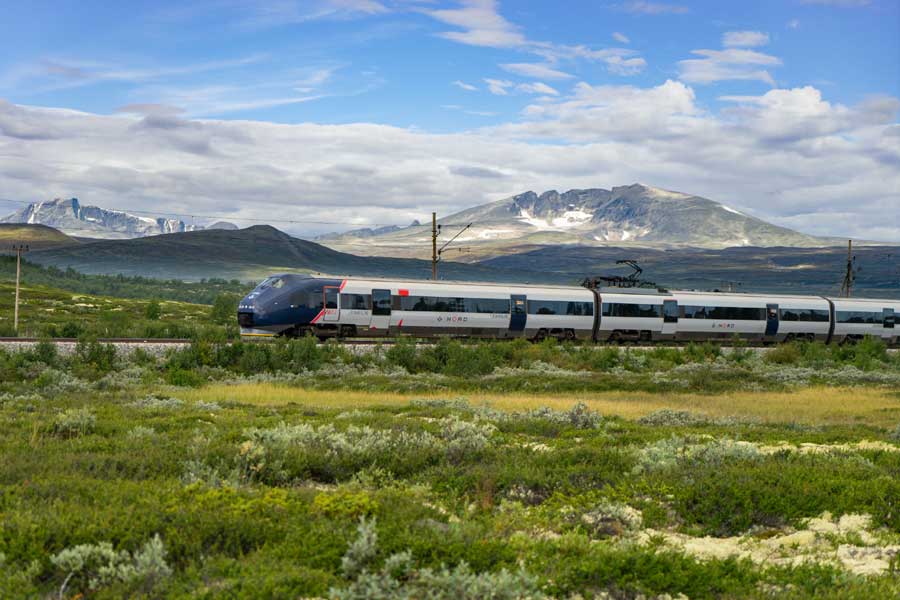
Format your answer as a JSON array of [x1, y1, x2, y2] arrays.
[[307, 274, 593, 292], [264, 273, 900, 303]]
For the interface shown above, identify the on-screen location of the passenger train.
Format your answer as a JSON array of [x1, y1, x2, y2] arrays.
[[237, 274, 900, 345]]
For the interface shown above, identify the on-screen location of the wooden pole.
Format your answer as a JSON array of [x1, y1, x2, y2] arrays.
[[13, 245, 27, 333]]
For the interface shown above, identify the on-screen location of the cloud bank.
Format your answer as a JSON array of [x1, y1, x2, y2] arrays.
[[0, 81, 897, 240]]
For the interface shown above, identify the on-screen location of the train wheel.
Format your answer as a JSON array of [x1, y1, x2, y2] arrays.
[[533, 329, 548, 342]]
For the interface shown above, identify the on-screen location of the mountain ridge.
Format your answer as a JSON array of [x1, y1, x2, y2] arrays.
[[1, 198, 237, 239], [320, 183, 834, 258], [25, 224, 562, 283]]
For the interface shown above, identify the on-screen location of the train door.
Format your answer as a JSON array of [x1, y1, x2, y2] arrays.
[[662, 299, 678, 337], [765, 303, 779, 337], [510, 294, 527, 335], [884, 308, 895, 329], [322, 286, 340, 322], [369, 289, 391, 335]]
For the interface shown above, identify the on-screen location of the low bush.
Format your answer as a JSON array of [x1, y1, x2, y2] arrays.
[[52, 408, 97, 438]]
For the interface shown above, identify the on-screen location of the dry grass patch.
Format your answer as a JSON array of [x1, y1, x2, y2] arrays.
[[180, 384, 900, 427]]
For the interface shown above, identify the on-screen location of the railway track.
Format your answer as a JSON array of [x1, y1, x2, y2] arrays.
[[0, 337, 896, 352]]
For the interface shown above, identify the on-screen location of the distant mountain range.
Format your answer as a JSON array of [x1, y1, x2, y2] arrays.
[[321, 183, 835, 258], [1, 198, 237, 239], [315, 220, 421, 241], [5, 222, 896, 296]]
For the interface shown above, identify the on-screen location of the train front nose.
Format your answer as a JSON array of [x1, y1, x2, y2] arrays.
[[237, 297, 257, 327]]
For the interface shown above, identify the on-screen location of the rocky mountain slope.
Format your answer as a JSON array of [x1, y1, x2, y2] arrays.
[[2, 198, 236, 239], [321, 184, 831, 258]]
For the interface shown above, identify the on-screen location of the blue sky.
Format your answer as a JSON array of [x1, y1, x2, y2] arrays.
[[0, 0, 897, 239]]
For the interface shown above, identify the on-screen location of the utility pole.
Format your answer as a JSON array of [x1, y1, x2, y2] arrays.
[[431, 212, 438, 280], [429, 213, 472, 280], [840, 239, 854, 298], [12, 244, 28, 334]]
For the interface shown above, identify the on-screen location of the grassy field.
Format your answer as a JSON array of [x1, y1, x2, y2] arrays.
[[0, 279, 235, 338], [1, 338, 900, 598], [181, 384, 900, 427]]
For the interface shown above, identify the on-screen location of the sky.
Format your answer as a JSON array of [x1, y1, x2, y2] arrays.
[[0, 0, 898, 240]]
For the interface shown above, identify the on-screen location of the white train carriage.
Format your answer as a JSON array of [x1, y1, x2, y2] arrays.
[[669, 291, 774, 342], [829, 297, 896, 343], [596, 290, 670, 342], [772, 295, 833, 342], [329, 278, 596, 340]]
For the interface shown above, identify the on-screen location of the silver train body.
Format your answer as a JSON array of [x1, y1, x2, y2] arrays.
[[238, 275, 900, 345]]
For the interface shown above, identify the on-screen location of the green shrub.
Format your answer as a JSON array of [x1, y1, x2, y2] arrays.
[[312, 490, 379, 519], [165, 368, 206, 387], [52, 408, 97, 438], [384, 337, 418, 372], [145, 299, 162, 320], [210, 293, 241, 324], [765, 343, 802, 365], [50, 534, 171, 597], [332, 517, 545, 599]]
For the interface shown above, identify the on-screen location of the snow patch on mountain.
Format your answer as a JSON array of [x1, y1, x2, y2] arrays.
[[1, 198, 212, 239]]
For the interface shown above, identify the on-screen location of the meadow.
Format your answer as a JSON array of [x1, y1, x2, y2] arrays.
[[1, 337, 899, 598]]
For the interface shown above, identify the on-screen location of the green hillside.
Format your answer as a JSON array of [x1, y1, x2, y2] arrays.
[[0, 223, 79, 250], [0, 278, 225, 338], [27, 225, 568, 283]]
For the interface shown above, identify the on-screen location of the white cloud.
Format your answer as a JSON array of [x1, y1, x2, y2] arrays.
[[423, 0, 527, 48], [484, 78, 514, 95], [1, 82, 897, 240], [516, 82, 559, 96], [452, 80, 478, 91], [787, 19, 801, 29], [614, 1, 689, 15], [612, 32, 630, 44], [678, 48, 781, 85], [422, 1, 646, 77], [723, 30, 770, 48], [500, 62, 573, 80], [605, 55, 648, 76]]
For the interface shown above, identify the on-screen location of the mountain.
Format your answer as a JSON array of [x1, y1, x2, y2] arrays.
[[206, 221, 239, 231], [26, 224, 564, 283], [0, 223, 80, 250], [315, 219, 421, 241], [320, 184, 831, 258], [1, 198, 202, 239]]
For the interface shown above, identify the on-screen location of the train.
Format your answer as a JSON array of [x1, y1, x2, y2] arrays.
[[237, 274, 900, 345]]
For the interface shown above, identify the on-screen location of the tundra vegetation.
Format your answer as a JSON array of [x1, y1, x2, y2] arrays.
[[1, 336, 899, 598]]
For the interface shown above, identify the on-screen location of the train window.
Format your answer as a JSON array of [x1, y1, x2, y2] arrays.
[[663, 300, 678, 323], [340, 293, 371, 310], [527, 300, 592, 316], [372, 289, 391, 316], [253, 276, 282, 291], [681, 305, 765, 320], [465, 298, 510, 313], [307, 289, 324, 310], [602, 303, 662, 318], [885, 309, 895, 329], [780, 308, 830, 322], [836, 311, 882, 324], [512, 298, 526, 315], [568, 301, 593, 316], [528, 300, 567, 315]]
